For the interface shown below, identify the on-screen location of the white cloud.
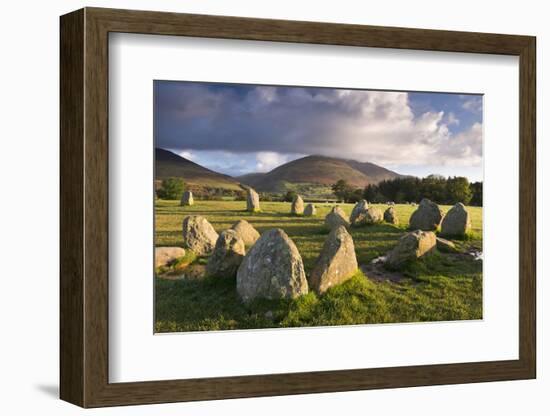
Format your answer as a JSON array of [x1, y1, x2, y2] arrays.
[[174, 150, 194, 160], [255, 151, 292, 172], [461, 96, 483, 113], [158, 85, 483, 172]]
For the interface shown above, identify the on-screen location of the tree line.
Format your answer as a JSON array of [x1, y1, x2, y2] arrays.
[[332, 175, 482, 206]]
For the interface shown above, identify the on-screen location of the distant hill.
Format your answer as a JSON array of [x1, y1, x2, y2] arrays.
[[155, 148, 243, 191], [237, 155, 402, 192]]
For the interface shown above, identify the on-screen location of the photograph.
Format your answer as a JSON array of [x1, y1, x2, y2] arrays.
[[153, 80, 484, 333]]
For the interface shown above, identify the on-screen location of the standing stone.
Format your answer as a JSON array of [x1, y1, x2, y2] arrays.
[[384, 206, 399, 225], [309, 226, 358, 294], [385, 230, 436, 269], [350, 200, 369, 224], [291, 195, 305, 215], [304, 203, 317, 216], [206, 230, 245, 278], [182, 215, 219, 256], [409, 198, 443, 231], [441, 203, 472, 237], [155, 247, 186, 269], [246, 188, 260, 212], [324, 206, 350, 230], [180, 191, 194, 206], [353, 207, 383, 226], [231, 219, 260, 246], [236, 229, 308, 302]]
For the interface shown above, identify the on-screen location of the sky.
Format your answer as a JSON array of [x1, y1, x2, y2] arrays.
[[154, 80, 483, 181]]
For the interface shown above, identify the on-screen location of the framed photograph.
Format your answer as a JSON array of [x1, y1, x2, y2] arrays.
[[60, 7, 536, 408]]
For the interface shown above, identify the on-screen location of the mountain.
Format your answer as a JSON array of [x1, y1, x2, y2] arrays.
[[237, 155, 402, 192], [155, 148, 243, 191]]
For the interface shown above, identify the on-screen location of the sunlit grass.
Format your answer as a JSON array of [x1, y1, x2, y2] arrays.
[[155, 200, 483, 332]]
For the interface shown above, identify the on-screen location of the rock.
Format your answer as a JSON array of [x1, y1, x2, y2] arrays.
[[206, 230, 245, 278], [384, 206, 399, 224], [309, 226, 358, 294], [324, 206, 350, 230], [182, 215, 219, 255], [353, 207, 383, 226], [441, 203, 472, 237], [409, 198, 443, 231], [236, 229, 308, 302], [246, 188, 260, 212], [385, 230, 436, 268], [436, 237, 458, 253], [291, 195, 304, 215], [304, 203, 317, 216], [231, 219, 260, 246], [180, 191, 194, 206], [350, 200, 369, 224], [155, 247, 186, 268]]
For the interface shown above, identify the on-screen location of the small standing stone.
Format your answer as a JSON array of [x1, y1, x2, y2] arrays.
[[384, 206, 399, 224], [309, 226, 358, 294], [182, 215, 219, 256], [206, 230, 245, 278], [385, 230, 436, 269], [304, 203, 317, 216], [236, 229, 308, 302], [180, 191, 194, 206], [324, 206, 350, 230], [409, 198, 443, 231], [352, 207, 383, 226], [350, 200, 369, 224], [231, 219, 260, 246], [441, 203, 472, 237], [155, 247, 186, 269], [291, 195, 305, 215], [246, 188, 261, 212]]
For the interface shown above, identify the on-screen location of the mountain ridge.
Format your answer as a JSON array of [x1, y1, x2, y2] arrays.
[[155, 149, 403, 193]]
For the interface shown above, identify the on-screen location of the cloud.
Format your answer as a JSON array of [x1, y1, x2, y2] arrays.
[[155, 83, 483, 171], [255, 152, 299, 172], [461, 96, 483, 113]]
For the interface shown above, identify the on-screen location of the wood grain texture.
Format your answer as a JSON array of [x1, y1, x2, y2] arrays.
[[59, 8, 84, 407], [59, 7, 537, 408]]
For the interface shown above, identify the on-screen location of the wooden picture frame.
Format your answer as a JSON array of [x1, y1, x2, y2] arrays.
[[60, 7, 536, 408]]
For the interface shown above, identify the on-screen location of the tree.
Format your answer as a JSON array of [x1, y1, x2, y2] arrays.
[[470, 181, 483, 206], [331, 179, 355, 202], [446, 176, 472, 205], [157, 178, 185, 200], [283, 190, 298, 202]]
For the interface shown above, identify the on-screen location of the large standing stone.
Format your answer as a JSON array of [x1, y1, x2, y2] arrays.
[[182, 215, 219, 256], [206, 230, 245, 278], [236, 229, 308, 302], [304, 203, 317, 216], [384, 206, 399, 225], [309, 226, 358, 294], [180, 191, 194, 206], [353, 207, 383, 226], [246, 188, 260, 212], [441, 203, 472, 237], [155, 247, 186, 269], [409, 198, 443, 231], [385, 230, 436, 269], [324, 206, 350, 230], [350, 200, 369, 224], [231, 219, 260, 246], [291, 195, 305, 215]]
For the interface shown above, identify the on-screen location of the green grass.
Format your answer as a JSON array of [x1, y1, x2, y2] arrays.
[[155, 200, 483, 332]]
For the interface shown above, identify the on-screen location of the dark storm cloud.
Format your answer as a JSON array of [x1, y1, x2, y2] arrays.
[[154, 81, 483, 168]]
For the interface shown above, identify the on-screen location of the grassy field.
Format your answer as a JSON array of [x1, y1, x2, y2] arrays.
[[155, 200, 483, 332]]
